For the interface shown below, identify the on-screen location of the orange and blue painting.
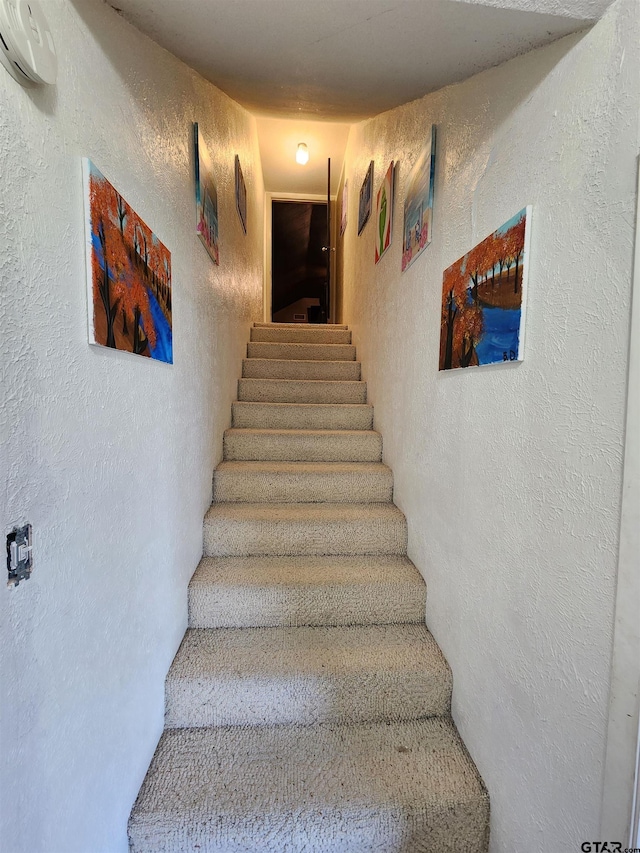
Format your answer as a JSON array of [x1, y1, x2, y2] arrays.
[[194, 122, 219, 265], [402, 126, 436, 272], [439, 207, 531, 370], [84, 159, 173, 363]]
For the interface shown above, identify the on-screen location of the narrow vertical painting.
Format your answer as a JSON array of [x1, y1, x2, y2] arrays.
[[235, 155, 247, 235], [358, 161, 373, 235], [375, 161, 395, 264], [194, 122, 219, 264], [83, 159, 173, 363], [402, 126, 436, 272], [439, 207, 531, 370], [340, 180, 348, 236]]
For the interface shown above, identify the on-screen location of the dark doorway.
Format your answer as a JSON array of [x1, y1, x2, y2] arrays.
[[271, 200, 327, 323]]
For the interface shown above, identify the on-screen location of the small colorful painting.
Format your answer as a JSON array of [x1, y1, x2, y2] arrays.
[[194, 123, 219, 264], [340, 180, 348, 236], [439, 207, 531, 371], [235, 154, 247, 235], [358, 161, 373, 236], [402, 126, 436, 272], [375, 161, 395, 264], [83, 159, 172, 363]]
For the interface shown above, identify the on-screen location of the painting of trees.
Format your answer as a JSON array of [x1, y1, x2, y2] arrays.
[[439, 208, 531, 370], [84, 160, 173, 363]]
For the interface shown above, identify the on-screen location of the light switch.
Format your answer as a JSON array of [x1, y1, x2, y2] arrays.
[[6, 524, 33, 587]]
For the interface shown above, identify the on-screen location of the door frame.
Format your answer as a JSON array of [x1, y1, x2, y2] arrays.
[[334, 160, 347, 325], [263, 191, 336, 323], [600, 156, 640, 845]]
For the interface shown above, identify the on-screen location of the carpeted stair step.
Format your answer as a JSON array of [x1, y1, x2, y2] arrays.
[[247, 341, 356, 361], [188, 554, 427, 628], [238, 378, 366, 404], [231, 401, 373, 430], [129, 321, 490, 852], [203, 502, 408, 557], [165, 623, 452, 728], [223, 428, 382, 462], [242, 357, 361, 381], [213, 461, 392, 503], [250, 326, 352, 344], [128, 717, 490, 853], [253, 322, 349, 330]]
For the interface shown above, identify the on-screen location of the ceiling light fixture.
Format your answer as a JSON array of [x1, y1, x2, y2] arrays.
[[296, 143, 309, 165]]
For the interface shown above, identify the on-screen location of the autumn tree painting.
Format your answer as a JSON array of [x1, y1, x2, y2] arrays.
[[84, 160, 172, 363], [439, 208, 530, 371]]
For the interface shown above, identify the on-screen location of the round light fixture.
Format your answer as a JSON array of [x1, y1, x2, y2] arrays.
[[296, 143, 309, 165], [0, 0, 57, 87]]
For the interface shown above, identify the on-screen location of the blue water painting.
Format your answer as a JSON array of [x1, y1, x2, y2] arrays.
[[475, 307, 521, 365], [439, 207, 530, 370], [146, 291, 173, 363]]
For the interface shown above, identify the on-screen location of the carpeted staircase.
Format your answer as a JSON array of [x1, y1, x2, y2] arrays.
[[129, 322, 489, 853]]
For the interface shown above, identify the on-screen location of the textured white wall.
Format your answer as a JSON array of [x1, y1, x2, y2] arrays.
[[340, 1, 639, 850], [0, 2, 263, 851]]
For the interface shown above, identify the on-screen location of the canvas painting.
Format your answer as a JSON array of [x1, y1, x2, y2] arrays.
[[375, 161, 395, 264], [357, 161, 373, 235], [340, 180, 348, 236], [235, 154, 247, 235], [439, 207, 531, 371], [83, 159, 173, 363], [194, 123, 219, 264], [402, 126, 436, 272]]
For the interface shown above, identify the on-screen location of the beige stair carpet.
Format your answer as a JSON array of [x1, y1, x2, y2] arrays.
[[238, 377, 368, 404], [129, 720, 488, 853], [188, 554, 428, 629], [247, 340, 357, 360], [250, 325, 352, 344], [231, 401, 374, 430], [164, 623, 452, 728], [129, 322, 489, 853], [203, 501, 408, 557], [242, 357, 361, 380], [254, 322, 349, 329], [213, 461, 392, 503], [223, 427, 383, 462]]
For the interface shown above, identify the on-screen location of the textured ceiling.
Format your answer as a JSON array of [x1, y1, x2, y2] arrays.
[[112, 0, 612, 121], [110, 0, 614, 193]]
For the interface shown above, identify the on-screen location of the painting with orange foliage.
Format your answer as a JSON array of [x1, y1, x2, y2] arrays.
[[83, 160, 172, 363], [439, 207, 531, 371]]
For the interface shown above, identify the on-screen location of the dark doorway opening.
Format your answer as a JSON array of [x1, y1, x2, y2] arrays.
[[271, 200, 327, 323]]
